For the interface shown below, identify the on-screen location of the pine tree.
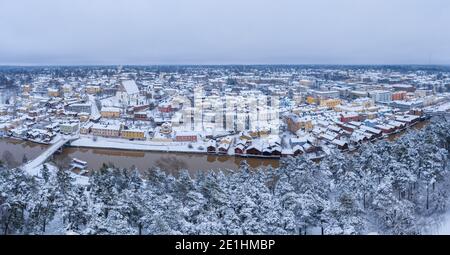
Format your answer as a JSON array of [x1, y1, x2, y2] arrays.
[[65, 186, 90, 232], [42, 164, 50, 183], [0, 169, 37, 234], [56, 169, 74, 198], [27, 183, 57, 234]]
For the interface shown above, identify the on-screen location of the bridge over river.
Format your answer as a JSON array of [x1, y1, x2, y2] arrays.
[[22, 135, 79, 173]]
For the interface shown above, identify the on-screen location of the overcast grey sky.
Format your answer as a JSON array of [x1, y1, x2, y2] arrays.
[[0, 0, 449, 65]]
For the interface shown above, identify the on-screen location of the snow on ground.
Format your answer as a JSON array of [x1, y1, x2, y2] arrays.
[[71, 171, 89, 186], [25, 162, 89, 186], [44, 213, 65, 235], [70, 135, 208, 153], [436, 102, 450, 112], [428, 212, 450, 235]]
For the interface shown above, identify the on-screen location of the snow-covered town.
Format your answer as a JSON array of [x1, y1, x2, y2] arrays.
[[1, 66, 450, 172], [3, 0, 450, 241]]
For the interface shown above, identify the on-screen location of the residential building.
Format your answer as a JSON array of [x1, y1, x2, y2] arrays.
[[369, 90, 392, 103], [286, 115, 313, 133], [91, 124, 121, 137], [101, 107, 121, 118], [116, 80, 141, 106], [175, 131, 198, 142], [67, 103, 92, 114], [320, 98, 341, 108], [60, 122, 79, 134], [48, 88, 59, 97], [86, 85, 101, 94], [121, 129, 146, 140], [392, 91, 407, 101]]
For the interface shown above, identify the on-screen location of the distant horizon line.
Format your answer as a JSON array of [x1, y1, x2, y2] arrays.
[[1, 63, 450, 67]]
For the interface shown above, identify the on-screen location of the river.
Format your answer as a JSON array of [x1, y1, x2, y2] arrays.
[[0, 138, 279, 175], [0, 119, 430, 174]]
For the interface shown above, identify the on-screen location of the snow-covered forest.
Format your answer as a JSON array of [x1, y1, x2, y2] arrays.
[[1, 120, 449, 235]]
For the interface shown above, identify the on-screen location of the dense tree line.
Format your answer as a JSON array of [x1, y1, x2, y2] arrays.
[[0, 120, 449, 235]]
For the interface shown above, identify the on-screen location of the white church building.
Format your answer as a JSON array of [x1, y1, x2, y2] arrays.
[[116, 80, 144, 107]]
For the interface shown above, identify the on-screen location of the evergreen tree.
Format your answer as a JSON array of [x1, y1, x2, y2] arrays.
[[65, 187, 90, 232], [42, 164, 50, 183]]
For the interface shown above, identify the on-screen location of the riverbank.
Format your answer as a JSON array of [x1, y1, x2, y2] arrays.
[[2, 118, 431, 163], [69, 135, 208, 154], [0, 138, 280, 172], [0, 118, 432, 175]]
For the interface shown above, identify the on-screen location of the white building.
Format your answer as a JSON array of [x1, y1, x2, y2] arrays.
[[313, 90, 340, 99], [91, 124, 121, 137], [60, 122, 80, 134], [370, 90, 392, 103], [116, 80, 142, 106]]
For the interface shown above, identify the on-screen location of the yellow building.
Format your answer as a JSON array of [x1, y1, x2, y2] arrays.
[[286, 115, 313, 133], [86, 85, 101, 94], [248, 128, 271, 138], [306, 96, 316, 105], [302, 120, 313, 131], [366, 112, 378, 119], [121, 129, 146, 140], [320, 99, 341, 109], [352, 98, 374, 108], [100, 107, 120, 118]]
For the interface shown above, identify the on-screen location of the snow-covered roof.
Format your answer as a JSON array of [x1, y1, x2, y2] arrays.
[[60, 122, 79, 128], [81, 122, 93, 129], [395, 115, 419, 123], [388, 120, 405, 128], [349, 121, 362, 127], [292, 144, 304, 152], [320, 132, 337, 141], [218, 143, 230, 150], [327, 125, 341, 133], [247, 140, 264, 151], [332, 139, 347, 147], [68, 103, 91, 107], [122, 128, 145, 133], [290, 137, 308, 144], [207, 139, 216, 147], [101, 107, 121, 113], [360, 125, 382, 134], [375, 124, 395, 130], [175, 131, 198, 137], [122, 80, 139, 95], [92, 124, 121, 131], [351, 133, 366, 142]]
